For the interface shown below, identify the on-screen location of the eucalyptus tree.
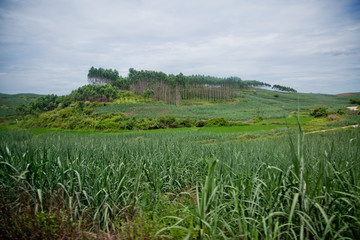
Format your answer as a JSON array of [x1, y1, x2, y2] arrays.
[[272, 84, 297, 93], [88, 66, 119, 85]]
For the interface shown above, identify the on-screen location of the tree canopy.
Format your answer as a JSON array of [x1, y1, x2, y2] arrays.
[[272, 84, 297, 93], [88, 67, 119, 85], [69, 84, 118, 102], [243, 80, 271, 88], [86, 67, 296, 104]]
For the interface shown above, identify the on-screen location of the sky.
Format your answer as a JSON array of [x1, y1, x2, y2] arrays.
[[0, 0, 359, 95]]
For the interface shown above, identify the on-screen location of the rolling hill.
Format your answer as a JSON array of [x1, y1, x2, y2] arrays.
[[0, 93, 42, 118]]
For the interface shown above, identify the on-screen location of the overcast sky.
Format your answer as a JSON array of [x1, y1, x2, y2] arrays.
[[0, 0, 359, 95]]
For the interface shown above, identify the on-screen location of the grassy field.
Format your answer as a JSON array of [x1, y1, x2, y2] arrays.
[[95, 89, 354, 121], [0, 127, 359, 239]]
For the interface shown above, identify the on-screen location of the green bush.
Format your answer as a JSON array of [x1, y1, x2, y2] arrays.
[[251, 115, 263, 123], [195, 120, 205, 127], [159, 116, 178, 128], [205, 117, 228, 127], [310, 107, 328, 118], [143, 89, 155, 99], [114, 91, 151, 104], [58, 108, 76, 119], [66, 117, 79, 130], [350, 98, 360, 104], [136, 118, 152, 130], [124, 117, 136, 130], [95, 118, 120, 130], [179, 118, 195, 128], [336, 108, 345, 115], [79, 118, 97, 129], [70, 84, 117, 102]]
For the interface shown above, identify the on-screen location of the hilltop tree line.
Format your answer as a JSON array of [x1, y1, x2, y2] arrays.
[[87, 67, 288, 105]]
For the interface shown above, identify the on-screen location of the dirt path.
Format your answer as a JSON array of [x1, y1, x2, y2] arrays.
[[306, 124, 359, 134], [347, 106, 359, 111]]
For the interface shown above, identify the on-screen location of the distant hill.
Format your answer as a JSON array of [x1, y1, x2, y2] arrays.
[[0, 93, 43, 118], [336, 92, 360, 97]]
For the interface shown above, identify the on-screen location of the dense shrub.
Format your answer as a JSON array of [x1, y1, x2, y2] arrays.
[[95, 119, 118, 130], [114, 91, 150, 104], [350, 98, 360, 104], [179, 118, 195, 128], [136, 118, 152, 130], [251, 115, 263, 123], [70, 84, 117, 102], [205, 117, 229, 127], [195, 120, 205, 127], [336, 108, 345, 115], [159, 116, 178, 128], [143, 89, 155, 99], [118, 91, 135, 98], [310, 107, 328, 118]]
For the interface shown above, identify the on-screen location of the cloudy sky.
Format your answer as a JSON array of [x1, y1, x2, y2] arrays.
[[0, 0, 359, 95]]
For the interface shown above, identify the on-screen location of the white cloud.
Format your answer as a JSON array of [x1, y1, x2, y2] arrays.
[[0, 0, 359, 94]]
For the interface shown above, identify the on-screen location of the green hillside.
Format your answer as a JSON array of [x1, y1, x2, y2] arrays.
[[95, 88, 353, 121], [0, 93, 42, 118], [1, 67, 358, 131], [337, 92, 360, 97], [7, 87, 358, 133]]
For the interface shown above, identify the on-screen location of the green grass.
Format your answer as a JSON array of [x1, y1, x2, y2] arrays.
[[95, 89, 353, 121], [0, 128, 359, 239]]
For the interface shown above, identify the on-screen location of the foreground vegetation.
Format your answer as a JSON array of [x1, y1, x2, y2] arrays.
[[0, 127, 359, 239], [1, 68, 359, 239]]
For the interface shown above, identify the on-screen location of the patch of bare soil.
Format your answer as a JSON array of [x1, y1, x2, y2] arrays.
[[347, 106, 359, 111]]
